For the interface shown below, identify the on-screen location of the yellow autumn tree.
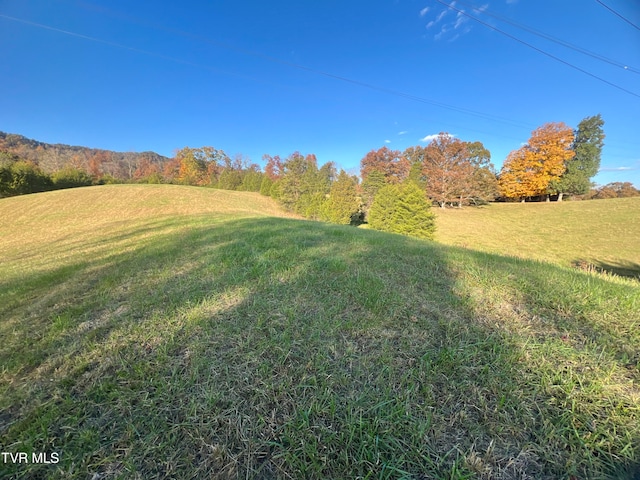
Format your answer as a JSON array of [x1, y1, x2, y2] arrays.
[[498, 122, 575, 201]]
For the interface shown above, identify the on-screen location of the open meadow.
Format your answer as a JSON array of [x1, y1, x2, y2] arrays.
[[1, 185, 638, 479], [434, 198, 640, 279]]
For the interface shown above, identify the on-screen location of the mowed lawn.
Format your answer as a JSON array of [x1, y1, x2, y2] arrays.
[[434, 197, 640, 278], [1, 185, 639, 479]]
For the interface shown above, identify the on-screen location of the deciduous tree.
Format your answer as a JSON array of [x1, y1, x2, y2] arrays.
[[263, 154, 283, 181], [421, 133, 475, 208], [174, 147, 208, 185], [360, 146, 409, 184], [593, 182, 639, 199], [498, 122, 575, 201], [0, 159, 53, 197], [133, 155, 162, 183]]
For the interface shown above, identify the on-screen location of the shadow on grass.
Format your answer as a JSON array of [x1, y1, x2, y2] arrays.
[[571, 258, 640, 280], [1, 216, 638, 479], [592, 259, 640, 280]]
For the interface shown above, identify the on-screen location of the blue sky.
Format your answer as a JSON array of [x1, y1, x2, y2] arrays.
[[1, 0, 639, 186]]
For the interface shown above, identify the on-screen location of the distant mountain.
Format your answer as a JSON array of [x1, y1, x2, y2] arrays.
[[0, 131, 170, 181]]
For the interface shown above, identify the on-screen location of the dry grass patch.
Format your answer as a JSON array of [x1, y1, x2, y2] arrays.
[[434, 197, 640, 278]]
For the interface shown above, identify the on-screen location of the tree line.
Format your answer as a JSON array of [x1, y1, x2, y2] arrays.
[[2, 115, 638, 240]]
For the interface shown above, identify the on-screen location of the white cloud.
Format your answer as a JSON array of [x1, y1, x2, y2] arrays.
[[421, 133, 455, 143], [599, 166, 634, 172], [428, 4, 474, 41], [420, 133, 444, 143], [420, 6, 430, 16], [421, 134, 439, 143], [434, 25, 449, 40], [454, 14, 467, 29], [474, 3, 490, 13], [385, 139, 391, 144], [398, 131, 408, 135]]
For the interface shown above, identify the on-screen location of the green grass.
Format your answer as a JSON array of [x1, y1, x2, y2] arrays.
[[434, 197, 640, 278], [1, 185, 639, 479]]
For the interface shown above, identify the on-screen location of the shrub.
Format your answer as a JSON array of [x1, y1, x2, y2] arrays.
[[368, 182, 436, 239], [51, 167, 93, 189], [0, 160, 53, 197]]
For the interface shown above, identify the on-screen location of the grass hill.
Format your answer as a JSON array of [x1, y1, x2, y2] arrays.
[[434, 198, 640, 278], [1, 185, 638, 479]]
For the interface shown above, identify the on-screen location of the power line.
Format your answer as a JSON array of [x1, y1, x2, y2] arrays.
[[0, 14, 261, 83], [452, 0, 640, 74], [594, 0, 640, 31], [432, 0, 640, 99], [0, 12, 535, 132]]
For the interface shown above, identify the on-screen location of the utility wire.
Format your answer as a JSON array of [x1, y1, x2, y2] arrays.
[[433, 0, 640, 99], [452, 0, 640, 74], [0, 14, 261, 82], [0, 12, 534, 131], [594, 0, 640, 31]]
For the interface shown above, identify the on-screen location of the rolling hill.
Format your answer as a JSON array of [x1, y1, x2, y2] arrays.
[[1, 185, 638, 479], [434, 197, 640, 278]]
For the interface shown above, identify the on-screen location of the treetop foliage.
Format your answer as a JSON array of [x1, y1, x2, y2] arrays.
[[498, 122, 576, 201], [361, 134, 498, 209], [550, 114, 605, 198]]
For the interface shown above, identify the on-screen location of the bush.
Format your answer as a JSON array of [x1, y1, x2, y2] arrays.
[[51, 167, 93, 189], [0, 160, 53, 197], [368, 182, 436, 239]]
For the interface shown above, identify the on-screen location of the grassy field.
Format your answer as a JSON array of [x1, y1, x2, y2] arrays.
[[1, 185, 639, 479], [434, 197, 640, 278]]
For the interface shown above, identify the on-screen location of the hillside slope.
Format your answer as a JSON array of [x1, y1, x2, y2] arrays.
[[0, 131, 169, 177], [434, 197, 640, 277], [1, 186, 638, 479]]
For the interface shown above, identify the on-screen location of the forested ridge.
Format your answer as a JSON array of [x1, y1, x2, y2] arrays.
[[0, 131, 169, 179]]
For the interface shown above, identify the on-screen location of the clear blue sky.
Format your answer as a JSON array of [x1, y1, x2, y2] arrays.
[[1, 0, 639, 186]]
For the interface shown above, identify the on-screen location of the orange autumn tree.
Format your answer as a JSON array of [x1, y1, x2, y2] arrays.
[[498, 122, 575, 202]]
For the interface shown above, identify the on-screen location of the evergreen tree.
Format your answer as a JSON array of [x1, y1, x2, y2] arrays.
[[278, 152, 314, 211], [368, 182, 435, 239], [259, 175, 273, 196], [361, 169, 386, 213], [392, 182, 436, 238], [407, 160, 427, 190], [217, 168, 243, 190], [367, 183, 400, 233], [269, 180, 283, 200], [240, 169, 263, 191], [323, 170, 360, 224]]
